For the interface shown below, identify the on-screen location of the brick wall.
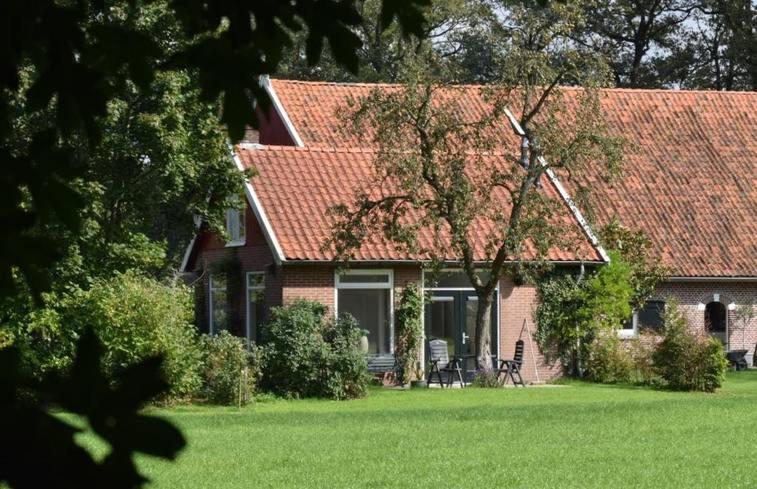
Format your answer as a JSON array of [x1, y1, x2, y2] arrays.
[[282, 265, 335, 309], [188, 206, 282, 335], [498, 277, 562, 382], [651, 281, 757, 364]]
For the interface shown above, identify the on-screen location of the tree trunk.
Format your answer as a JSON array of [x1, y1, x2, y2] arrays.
[[475, 292, 493, 370]]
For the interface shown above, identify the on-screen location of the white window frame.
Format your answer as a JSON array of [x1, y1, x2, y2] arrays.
[[245, 272, 265, 347], [225, 206, 246, 247], [208, 273, 227, 335], [620, 301, 666, 339], [619, 312, 638, 339], [334, 269, 394, 354]]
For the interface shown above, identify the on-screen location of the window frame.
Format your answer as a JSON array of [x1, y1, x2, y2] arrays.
[[208, 273, 228, 335], [245, 272, 266, 347], [224, 206, 246, 247], [334, 269, 394, 354], [620, 300, 665, 338]]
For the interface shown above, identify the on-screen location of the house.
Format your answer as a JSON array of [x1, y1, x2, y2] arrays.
[[181, 78, 757, 377]]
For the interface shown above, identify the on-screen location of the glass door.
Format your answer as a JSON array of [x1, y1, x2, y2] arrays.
[[425, 290, 498, 380]]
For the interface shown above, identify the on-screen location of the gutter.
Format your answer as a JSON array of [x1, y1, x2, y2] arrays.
[[666, 276, 757, 283]]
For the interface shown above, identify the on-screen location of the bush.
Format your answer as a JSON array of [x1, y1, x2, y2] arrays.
[[63, 272, 204, 402], [201, 331, 260, 405], [652, 302, 728, 392], [585, 333, 633, 384], [627, 332, 660, 385], [260, 300, 369, 399], [471, 368, 501, 388], [395, 283, 423, 384]]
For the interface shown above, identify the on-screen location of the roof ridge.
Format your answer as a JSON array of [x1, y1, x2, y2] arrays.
[[269, 78, 757, 95]]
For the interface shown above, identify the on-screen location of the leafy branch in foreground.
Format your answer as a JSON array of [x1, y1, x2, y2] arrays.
[[0, 329, 184, 489], [0, 0, 429, 300]]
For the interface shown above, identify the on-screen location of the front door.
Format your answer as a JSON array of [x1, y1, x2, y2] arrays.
[[425, 291, 498, 380]]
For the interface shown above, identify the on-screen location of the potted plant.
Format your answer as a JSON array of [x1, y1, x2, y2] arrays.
[[410, 361, 427, 388]]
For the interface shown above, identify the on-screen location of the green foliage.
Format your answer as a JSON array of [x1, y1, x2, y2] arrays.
[[201, 332, 260, 406], [599, 219, 670, 310], [652, 301, 728, 392], [534, 273, 587, 368], [585, 333, 633, 384], [1, 0, 428, 301], [260, 300, 369, 400], [579, 251, 634, 331], [536, 252, 635, 376], [0, 329, 185, 488], [63, 272, 204, 402], [395, 283, 424, 383]]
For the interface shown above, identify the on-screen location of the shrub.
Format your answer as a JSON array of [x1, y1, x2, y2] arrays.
[[321, 313, 371, 399], [63, 272, 204, 402], [585, 332, 633, 384], [201, 331, 260, 405], [260, 300, 369, 399], [627, 331, 660, 385], [395, 283, 423, 384], [652, 301, 728, 392], [471, 368, 501, 388]]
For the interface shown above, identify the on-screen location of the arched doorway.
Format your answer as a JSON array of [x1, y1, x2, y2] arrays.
[[705, 302, 727, 346]]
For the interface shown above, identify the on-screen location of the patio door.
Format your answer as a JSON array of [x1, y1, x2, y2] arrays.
[[425, 291, 498, 379]]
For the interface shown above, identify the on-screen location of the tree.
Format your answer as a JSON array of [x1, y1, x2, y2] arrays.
[[573, 0, 700, 87], [535, 252, 634, 376], [330, 1, 624, 370], [0, 2, 429, 487], [277, 0, 496, 82], [598, 218, 670, 310], [676, 0, 756, 90], [0, 0, 429, 300]]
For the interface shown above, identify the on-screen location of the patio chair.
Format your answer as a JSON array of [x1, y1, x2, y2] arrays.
[[497, 339, 526, 387], [427, 339, 466, 388]]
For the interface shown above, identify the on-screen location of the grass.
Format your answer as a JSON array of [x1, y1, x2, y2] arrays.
[[80, 371, 757, 488]]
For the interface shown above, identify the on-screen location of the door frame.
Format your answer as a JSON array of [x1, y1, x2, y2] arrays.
[[421, 269, 500, 372]]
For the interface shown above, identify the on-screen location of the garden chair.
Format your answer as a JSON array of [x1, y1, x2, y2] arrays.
[[497, 339, 526, 387], [427, 339, 466, 388]]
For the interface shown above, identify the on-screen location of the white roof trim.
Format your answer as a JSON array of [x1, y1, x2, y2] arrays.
[[179, 234, 197, 273], [232, 149, 286, 265], [504, 109, 610, 264], [259, 75, 304, 147]]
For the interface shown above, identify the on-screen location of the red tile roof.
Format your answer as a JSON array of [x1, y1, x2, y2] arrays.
[[237, 145, 604, 263], [269, 79, 757, 277]]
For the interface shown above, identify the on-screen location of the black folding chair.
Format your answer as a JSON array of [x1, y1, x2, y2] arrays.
[[497, 339, 526, 387], [427, 339, 466, 388]]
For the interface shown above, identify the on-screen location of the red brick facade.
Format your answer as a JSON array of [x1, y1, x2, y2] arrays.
[[186, 202, 756, 383], [650, 281, 757, 365]]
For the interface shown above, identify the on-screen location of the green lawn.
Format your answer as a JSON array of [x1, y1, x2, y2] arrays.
[[85, 372, 757, 488]]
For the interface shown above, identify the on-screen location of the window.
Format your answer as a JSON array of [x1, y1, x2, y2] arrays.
[[246, 272, 265, 346], [638, 301, 665, 331], [209, 273, 228, 334], [620, 300, 665, 338], [336, 270, 393, 355], [225, 205, 246, 246]]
